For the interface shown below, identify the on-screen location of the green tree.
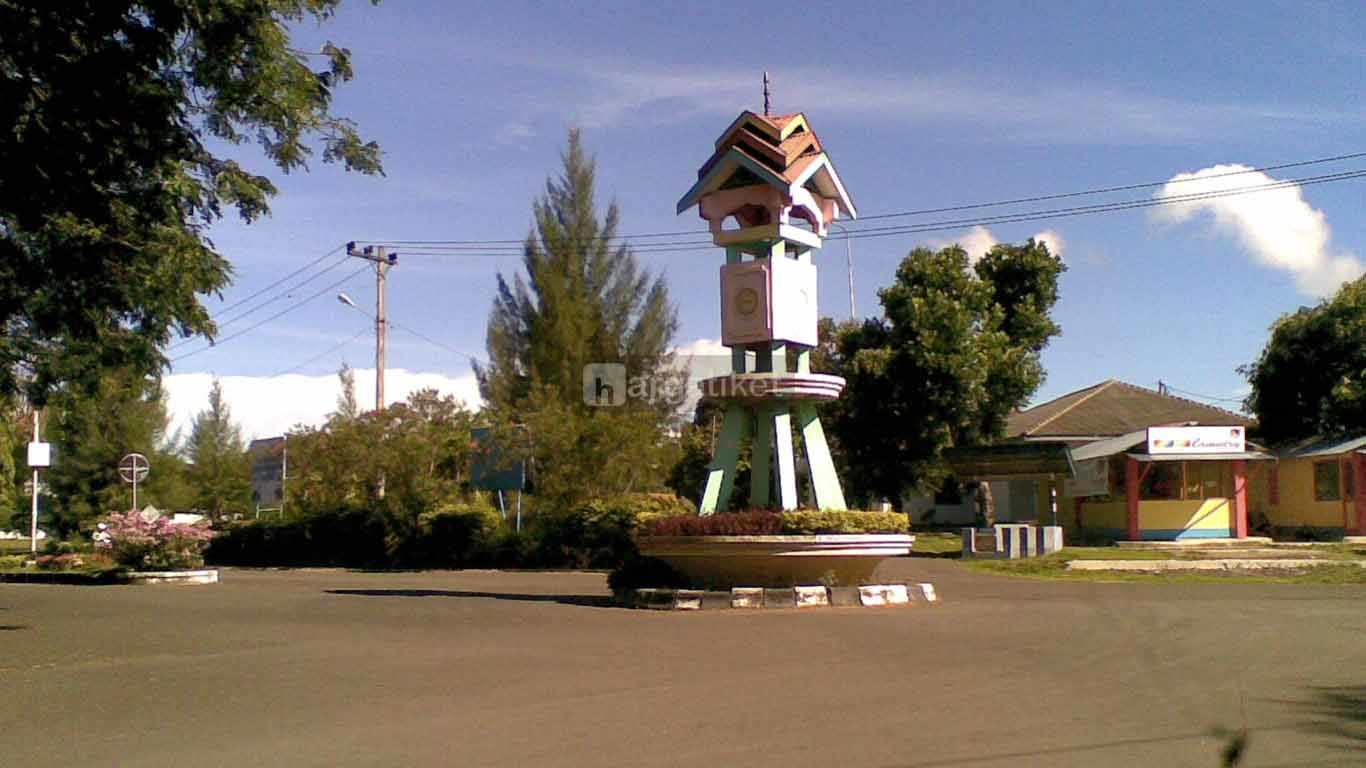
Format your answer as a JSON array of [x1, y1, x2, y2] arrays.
[[43, 369, 180, 534], [286, 389, 477, 555], [0, 399, 20, 529], [0, 1, 381, 405], [185, 379, 251, 521], [1242, 275, 1366, 444], [823, 240, 1065, 505], [476, 129, 681, 507]]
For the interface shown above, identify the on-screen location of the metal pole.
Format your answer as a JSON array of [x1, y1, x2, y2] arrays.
[[132, 464, 138, 512], [375, 246, 387, 412], [281, 434, 288, 517], [29, 410, 39, 554]]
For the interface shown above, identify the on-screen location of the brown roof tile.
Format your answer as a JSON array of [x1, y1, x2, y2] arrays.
[[1007, 380, 1253, 439]]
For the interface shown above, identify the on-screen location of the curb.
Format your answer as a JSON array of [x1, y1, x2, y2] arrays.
[[1065, 559, 1366, 572], [0, 568, 220, 585], [632, 583, 938, 611]]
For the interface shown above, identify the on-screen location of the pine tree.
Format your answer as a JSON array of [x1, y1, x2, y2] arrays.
[[475, 129, 681, 505], [44, 368, 177, 533], [185, 380, 251, 522], [476, 129, 678, 410], [335, 363, 360, 421]]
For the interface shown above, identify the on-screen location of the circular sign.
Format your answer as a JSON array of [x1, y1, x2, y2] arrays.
[[118, 453, 150, 484], [735, 287, 760, 316]]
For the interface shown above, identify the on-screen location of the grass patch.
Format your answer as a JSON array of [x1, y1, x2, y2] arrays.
[[911, 531, 962, 556], [0, 539, 35, 555], [963, 554, 1366, 584]]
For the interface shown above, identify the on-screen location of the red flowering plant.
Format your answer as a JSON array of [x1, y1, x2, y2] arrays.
[[95, 510, 216, 571]]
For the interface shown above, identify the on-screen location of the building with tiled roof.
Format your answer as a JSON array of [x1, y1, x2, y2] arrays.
[[1006, 379, 1253, 442]]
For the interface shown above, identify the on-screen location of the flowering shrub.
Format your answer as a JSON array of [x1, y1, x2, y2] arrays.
[[95, 511, 215, 570], [34, 551, 118, 572], [642, 509, 909, 536]]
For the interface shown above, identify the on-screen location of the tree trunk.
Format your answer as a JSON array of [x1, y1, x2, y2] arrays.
[[977, 480, 996, 527]]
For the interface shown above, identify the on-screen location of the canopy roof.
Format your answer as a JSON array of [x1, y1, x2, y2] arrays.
[[676, 110, 856, 219]]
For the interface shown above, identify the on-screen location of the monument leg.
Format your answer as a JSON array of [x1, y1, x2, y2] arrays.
[[797, 404, 847, 510], [701, 404, 750, 514], [749, 406, 774, 508], [773, 406, 799, 510]]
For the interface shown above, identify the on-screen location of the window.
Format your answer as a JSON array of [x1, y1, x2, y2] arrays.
[[1186, 462, 1230, 500], [1139, 461, 1230, 501], [1314, 461, 1341, 502], [1140, 462, 1182, 500]]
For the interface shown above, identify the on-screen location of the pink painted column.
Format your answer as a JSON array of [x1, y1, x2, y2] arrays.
[[1232, 460, 1249, 539], [1126, 457, 1140, 541]]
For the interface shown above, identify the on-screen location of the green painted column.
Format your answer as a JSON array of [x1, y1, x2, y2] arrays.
[[749, 407, 773, 508], [772, 406, 799, 510], [797, 403, 847, 510], [794, 347, 810, 374], [700, 404, 749, 514]]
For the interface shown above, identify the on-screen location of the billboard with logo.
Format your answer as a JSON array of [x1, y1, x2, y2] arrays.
[[1146, 426, 1245, 455]]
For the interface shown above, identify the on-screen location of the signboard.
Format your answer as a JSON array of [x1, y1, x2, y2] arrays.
[[27, 442, 52, 468], [470, 428, 526, 492], [1064, 457, 1109, 497], [118, 453, 151, 483], [1147, 426, 1245, 455]]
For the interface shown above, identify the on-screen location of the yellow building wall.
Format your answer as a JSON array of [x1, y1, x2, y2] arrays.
[[1271, 456, 1351, 529], [1138, 499, 1231, 538]]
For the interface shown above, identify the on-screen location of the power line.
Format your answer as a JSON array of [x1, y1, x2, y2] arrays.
[[383, 167, 1366, 257], [212, 243, 347, 316], [171, 264, 371, 363], [390, 321, 481, 364], [168, 250, 352, 350], [269, 327, 370, 377], [357, 150, 1366, 248], [1165, 385, 1248, 405]]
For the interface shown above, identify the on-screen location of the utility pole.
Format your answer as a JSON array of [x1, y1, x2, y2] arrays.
[[346, 242, 397, 411], [29, 410, 39, 554]]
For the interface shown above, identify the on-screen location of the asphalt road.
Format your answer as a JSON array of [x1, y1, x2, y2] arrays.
[[2, 561, 1362, 768]]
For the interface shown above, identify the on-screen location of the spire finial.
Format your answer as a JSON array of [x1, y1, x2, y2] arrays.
[[762, 71, 771, 116]]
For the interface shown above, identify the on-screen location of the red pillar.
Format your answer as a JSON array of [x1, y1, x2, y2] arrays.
[[1354, 454, 1366, 535], [1126, 457, 1141, 541], [1232, 460, 1248, 539]]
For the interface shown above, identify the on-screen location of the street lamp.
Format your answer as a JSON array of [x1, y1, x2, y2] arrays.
[[336, 292, 357, 309]]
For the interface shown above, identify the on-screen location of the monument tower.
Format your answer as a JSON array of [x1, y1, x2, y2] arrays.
[[676, 87, 857, 513]]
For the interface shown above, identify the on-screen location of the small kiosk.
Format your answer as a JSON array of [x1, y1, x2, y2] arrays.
[[1066, 426, 1275, 540]]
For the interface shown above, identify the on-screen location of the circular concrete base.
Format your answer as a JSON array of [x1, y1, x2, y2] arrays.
[[127, 569, 219, 585], [639, 534, 913, 588]]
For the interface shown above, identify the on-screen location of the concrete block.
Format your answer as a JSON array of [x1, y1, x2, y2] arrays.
[[762, 588, 795, 609], [1040, 526, 1064, 555], [794, 585, 830, 608], [919, 583, 938, 603], [730, 588, 764, 609], [635, 588, 675, 609], [701, 591, 733, 610], [673, 590, 703, 611], [858, 584, 909, 607], [827, 586, 862, 606]]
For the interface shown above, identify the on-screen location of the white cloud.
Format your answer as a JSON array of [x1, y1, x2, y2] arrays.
[[929, 225, 998, 264], [164, 369, 482, 442], [1031, 229, 1065, 258], [929, 226, 1066, 265], [1151, 164, 1363, 297], [495, 121, 536, 146]]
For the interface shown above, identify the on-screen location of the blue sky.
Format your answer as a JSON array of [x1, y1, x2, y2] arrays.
[[169, 0, 1366, 437]]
